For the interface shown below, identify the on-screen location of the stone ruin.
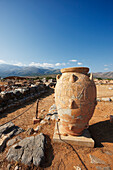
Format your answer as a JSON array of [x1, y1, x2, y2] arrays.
[[0, 76, 55, 112]]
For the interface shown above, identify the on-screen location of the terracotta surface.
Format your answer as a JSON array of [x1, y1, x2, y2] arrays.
[[55, 67, 97, 136]]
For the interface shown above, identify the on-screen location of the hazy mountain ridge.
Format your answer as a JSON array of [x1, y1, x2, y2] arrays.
[[93, 72, 113, 79], [0, 64, 113, 78], [0, 64, 60, 77]]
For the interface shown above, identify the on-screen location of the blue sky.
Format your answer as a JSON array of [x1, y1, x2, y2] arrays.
[[0, 0, 113, 72]]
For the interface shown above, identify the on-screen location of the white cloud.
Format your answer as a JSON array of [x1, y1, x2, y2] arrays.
[[13, 62, 26, 66], [104, 65, 108, 67], [0, 60, 26, 66], [104, 68, 108, 70], [42, 63, 54, 67], [29, 62, 66, 68], [55, 63, 61, 66], [0, 59, 67, 68], [29, 62, 54, 68], [55, 63, 66, 66], [77, 62, 83, 65], [0, 59, 6, 64], [69, 60, 77, 62]]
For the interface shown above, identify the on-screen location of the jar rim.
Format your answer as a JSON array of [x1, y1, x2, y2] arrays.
[[61, 67, 89, 74]]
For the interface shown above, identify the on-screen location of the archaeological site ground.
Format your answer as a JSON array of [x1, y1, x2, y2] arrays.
[[0, 77, 113, 170]]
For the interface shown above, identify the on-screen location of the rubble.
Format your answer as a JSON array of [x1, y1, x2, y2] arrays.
[[0, 83, 48, 112], [26, 128, 34, 135], [0, 122, 24, 152]]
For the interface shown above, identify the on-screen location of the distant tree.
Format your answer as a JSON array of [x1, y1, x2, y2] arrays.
[[97, 77, 102, 80]]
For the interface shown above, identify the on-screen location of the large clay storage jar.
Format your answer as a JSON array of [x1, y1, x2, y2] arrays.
[[55, 67, 96, 136]]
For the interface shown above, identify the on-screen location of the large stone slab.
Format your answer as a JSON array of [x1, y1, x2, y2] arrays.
[[53, 122, 94, 147], [7, 133, 46, 167]]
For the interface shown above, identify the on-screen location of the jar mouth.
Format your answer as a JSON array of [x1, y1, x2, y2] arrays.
[[61, 67, 89, 74]]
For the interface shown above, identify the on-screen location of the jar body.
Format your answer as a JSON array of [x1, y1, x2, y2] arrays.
[[55, 67, 96, 136]]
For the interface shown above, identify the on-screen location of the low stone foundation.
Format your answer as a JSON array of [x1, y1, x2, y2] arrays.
[[0, 83, 48, 112]]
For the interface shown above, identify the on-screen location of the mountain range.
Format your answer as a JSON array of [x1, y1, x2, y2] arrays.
[[0, 64, 60, 78], [0, 64, 113, 79], [93, 72, 113, 79]]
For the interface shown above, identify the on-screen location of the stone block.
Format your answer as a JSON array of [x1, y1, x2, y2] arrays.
[[53, 122, 94, 147], [33, 117, 40, 124], [101, 98, 111, 102]]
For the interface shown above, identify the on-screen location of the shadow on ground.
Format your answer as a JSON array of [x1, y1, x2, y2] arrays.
[[0, 88, 54, 120], [40, 135, 54, 168], [89, 120, 113, 147]]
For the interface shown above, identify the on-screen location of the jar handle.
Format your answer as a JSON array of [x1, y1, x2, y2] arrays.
[[56, 74, 61, 80], [89, 73, 93, 81]]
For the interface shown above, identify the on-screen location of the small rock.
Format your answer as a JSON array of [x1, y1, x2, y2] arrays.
[[104, 151, 112, 155], [101, 98, 111, 102], [34, 125, 41, 132], [14, 165, 19, 170], [89, 155, 106, 164], [96, 166, 103, 170], [103, 167, 111, 170], [96, 166, 111, 170], [26, 128, 34, 135], [40, 120, 46, 124], [41, 109, 45, 113], [16, 136, 22, 141], [108, 87, 112, 90], [49, 104, 57, 113], [51, 114, 58, 121], [49, 104, 56, 110], [44, 116, 51, 121], [97, 98, 101, 102], [104, 115, 109, 118], [39, 114, 44, 119], [73, 166, 81, 170], [7, 164, 11, 170]]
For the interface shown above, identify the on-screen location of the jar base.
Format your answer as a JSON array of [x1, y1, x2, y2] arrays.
[[57, 122, 83, 136]]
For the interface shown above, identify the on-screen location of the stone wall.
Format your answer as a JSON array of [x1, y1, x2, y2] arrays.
[[0, 83, 48, 112]]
